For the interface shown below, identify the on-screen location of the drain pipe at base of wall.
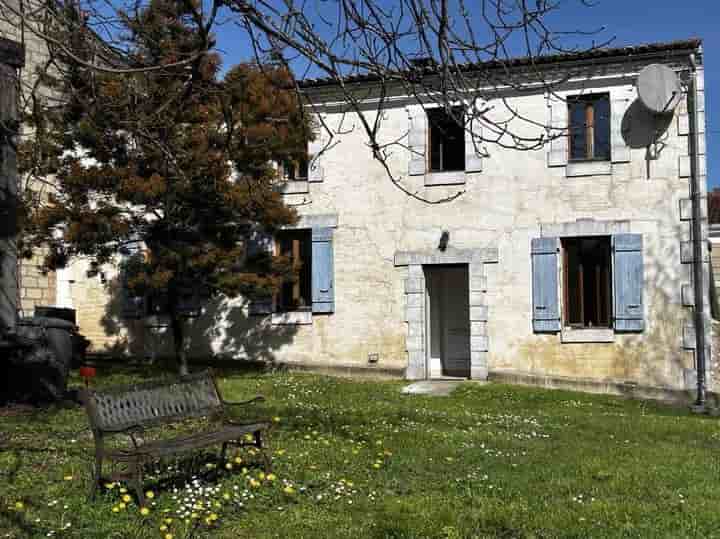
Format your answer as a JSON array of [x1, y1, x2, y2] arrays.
[[688, 52, 708, 411]]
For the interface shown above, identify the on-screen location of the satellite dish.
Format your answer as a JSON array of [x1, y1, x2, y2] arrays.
[[637, 64, 682, 114]]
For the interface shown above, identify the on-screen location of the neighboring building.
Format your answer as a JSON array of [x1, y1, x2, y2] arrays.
[[22, 36, 714, 400]]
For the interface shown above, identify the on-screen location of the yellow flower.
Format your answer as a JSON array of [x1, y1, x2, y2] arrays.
[[165, 534, 174, 539], [160, 525, 168, 531], [225, 462, 233, 470], [191, 512, 198, 519], [244, 433, 254, 442], [273, 416, 281, 422], [283, 486, 295, 495], [14, 502, 24, 510], [122, 494, 131, 503], [104, 483, 114, 489], [266, 473, 277, 481], [275, 449, 286, 456], [249, 478, 260, 488], [258, 472, 266, 480], [112, 506, 120, 513], [209, 513, 218, 521], [63, 475, 73, 481], [164, 518, 173, 524], [140, 507, 150, 516], [119, 487, 128, 494], [373, 463, 381, 469], [145, 491, 155, 499], [222, 493, 231, 500], [234, 456, 243, 464], [118, 502, 126, 510]]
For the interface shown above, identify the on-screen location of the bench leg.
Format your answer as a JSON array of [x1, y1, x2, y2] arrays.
[[254, 431, 271, 473], [133, 461, 146, 507], [89, 455, 102, 501], [220, 442, 229, 464]]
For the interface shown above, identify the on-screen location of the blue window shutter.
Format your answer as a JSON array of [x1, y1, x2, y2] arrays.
[[312, 227, 334, 313], [613, 234, 644, 332], [531, 237, 561, 332]]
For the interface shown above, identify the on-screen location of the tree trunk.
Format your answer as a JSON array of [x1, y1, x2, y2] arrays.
[[170, 314, 188, 376]]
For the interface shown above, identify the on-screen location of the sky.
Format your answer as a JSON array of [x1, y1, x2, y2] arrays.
[[211, 0, 719, 188]]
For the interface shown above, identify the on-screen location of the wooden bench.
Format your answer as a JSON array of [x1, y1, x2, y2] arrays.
[[80, 370, 271, 506]]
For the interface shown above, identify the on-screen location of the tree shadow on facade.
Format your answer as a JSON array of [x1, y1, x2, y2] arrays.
[[99, 278, 299, 369]]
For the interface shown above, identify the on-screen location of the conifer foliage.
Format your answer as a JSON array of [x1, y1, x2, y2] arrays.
[[19, 0, 310, 374]]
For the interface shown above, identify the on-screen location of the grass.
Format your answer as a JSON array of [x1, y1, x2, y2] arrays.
[[1, 364, 720, 538]]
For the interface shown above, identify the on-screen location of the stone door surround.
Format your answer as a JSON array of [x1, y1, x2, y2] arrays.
[[394, 247, 498, 380]]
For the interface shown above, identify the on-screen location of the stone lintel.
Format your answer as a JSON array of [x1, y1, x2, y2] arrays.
[[540, 218, 630, 238], [283, 213, 339, 229], [394, 247, 498, 267]]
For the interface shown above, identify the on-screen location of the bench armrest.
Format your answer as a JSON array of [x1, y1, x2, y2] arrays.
[[222, 395, 265, 407]]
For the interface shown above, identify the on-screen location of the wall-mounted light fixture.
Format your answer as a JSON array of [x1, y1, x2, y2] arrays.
[[439, 230, 449, 251]]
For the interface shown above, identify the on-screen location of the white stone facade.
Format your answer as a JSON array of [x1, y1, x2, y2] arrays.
[[65, 40, 711, 396]]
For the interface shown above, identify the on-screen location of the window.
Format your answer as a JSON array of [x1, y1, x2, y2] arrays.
[[562, 237, 612, 328], [275, 229, 312, 312], [281, 157, 308, 181], [568, 94, 610, 161], [427, 107, 465, 172]]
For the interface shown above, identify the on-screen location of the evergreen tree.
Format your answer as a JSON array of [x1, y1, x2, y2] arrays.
[[19, 0, 310, 374]]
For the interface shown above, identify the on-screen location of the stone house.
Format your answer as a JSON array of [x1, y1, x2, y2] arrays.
[[27, 36, 716, 399]]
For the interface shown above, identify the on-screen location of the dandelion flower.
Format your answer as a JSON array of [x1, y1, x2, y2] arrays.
[[119, 487, 128, 494], [104, 483, 114, 489], [140, 507, 150, 516], [209, 513, 218, 521], [234, 456, 242, 464], [222, 493, 231, 501], [122, 494, 131, 503], [165, 534, 174, 539], [225, 463, 233, 470], [63, 475, 73, 481], [273, 416, 281, 423], [160, 525, 168, 531], [14, 502, 24, 510], [283, 486, 295, 495], [266, 473, 277, 481], [373, 463, 381, 469], [111, 506, 120, 513], [258, 472, 266, 480], [145, 491, 155, 499]]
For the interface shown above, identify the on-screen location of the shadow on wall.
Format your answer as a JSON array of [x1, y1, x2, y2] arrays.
[[98, 278, 299, 365]]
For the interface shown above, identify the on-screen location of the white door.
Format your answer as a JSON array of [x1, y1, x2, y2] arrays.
[[426, 265, 470, 378]]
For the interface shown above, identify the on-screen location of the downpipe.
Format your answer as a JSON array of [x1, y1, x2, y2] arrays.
[[688, 53, 708, 410]]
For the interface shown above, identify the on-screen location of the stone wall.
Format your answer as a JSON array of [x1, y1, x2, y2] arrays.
[[63, 44, 712, 395]]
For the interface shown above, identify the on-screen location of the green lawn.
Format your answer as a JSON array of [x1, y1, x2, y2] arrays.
[[2, 365, 720, 538]]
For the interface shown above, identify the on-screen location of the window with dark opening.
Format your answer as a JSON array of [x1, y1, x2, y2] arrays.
[[427, 107, 465, 172], [276, 229, 312, 312], [282, 157, 309, 181], [568, 94, 610, 161], [562, 237, 612, 328]]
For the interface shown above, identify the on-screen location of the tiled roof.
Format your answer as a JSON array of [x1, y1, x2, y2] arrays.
[[300, 38, 701, 89]]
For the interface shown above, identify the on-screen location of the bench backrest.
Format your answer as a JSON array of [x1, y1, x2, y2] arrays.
[[82, 370, 223, 432]]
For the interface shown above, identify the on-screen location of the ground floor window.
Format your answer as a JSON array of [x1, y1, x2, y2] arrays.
[[275, 229, 312, 312], [562, 236, 612, 328]]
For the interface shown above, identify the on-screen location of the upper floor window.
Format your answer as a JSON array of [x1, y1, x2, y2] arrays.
[[281, 157, 309, 181], [568, 94, 610, 161], [427, 107, 465, 172]]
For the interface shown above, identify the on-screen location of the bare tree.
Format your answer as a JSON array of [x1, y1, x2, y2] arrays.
[[1, 0, 609, 207]]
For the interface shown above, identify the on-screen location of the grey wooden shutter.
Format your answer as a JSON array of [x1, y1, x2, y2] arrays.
[[407, 105, 427, 176], [547, 95, 567, 167], [311, 227, 334, 313], [308, 117, 325, 183], [247, 228, 274, 315], [611, 97, 631, 163], [465, 100, 483, 173], [531, 237, 561, 332], [612, 233, 644, 332]]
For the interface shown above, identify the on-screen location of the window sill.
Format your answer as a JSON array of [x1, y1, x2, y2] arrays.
[[425, 171, 466, 186], [271, 311, 313, 325], [566, 161, 612, 178], [279, 180, 309, 194], [561, 328, 614, 343]]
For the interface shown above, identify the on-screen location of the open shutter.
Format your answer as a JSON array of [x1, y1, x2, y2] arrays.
[[611, 97, 630, 163], [247, 228, 274, 315], [612, 234, 644, 331], [311, 227, 334, 313], [531, 237, 561, 332], [465, 99, 483, 173], [407, 104, 427, 176], [547, 95, 567, 167], [308, 117, 325, 183]]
